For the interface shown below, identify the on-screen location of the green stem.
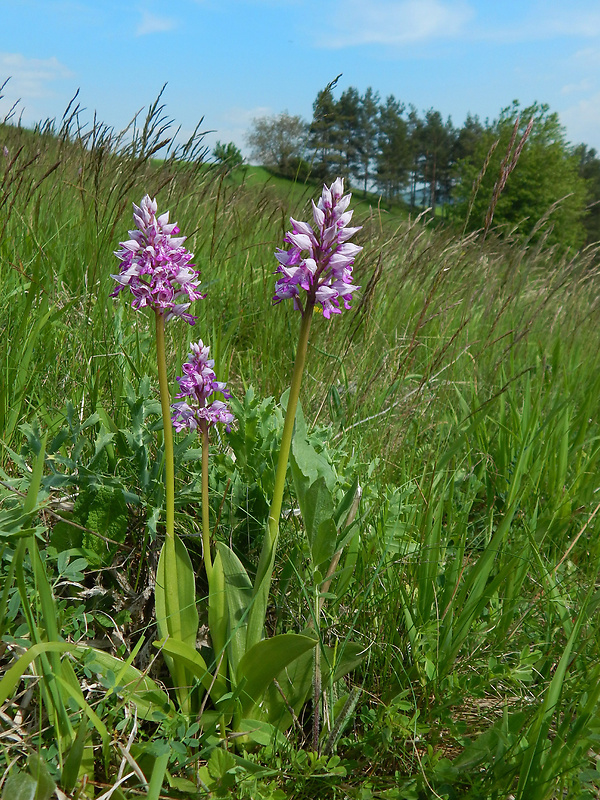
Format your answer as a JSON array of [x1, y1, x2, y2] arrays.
[[155, 311, 189, 712], [255, 305, 314, 589], [312, 582, 322, 753], [200, 421, 213, 581], [155, 311, 175, 543]]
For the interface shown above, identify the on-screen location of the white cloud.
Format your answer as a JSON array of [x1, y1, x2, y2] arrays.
[[560, 78, 593, 96], [0, 53, 73, 121], [316, 0, 474, 48], [560, 90, 600, 149], [227, 106, 273, 126], [0, 53, 72, 98], [540, 9, 600, 38], [320, 2, 600, 49], [201, 105, 273, 155], [467, 5, 600, 45], [136, 10, 177, 36], [572, 46, 600, 66]]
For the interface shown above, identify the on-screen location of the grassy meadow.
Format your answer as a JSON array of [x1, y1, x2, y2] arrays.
[[2, 100, 600, 800]]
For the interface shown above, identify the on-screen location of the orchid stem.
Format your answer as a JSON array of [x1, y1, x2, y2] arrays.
[[312, 581, 322, 753], [255, 305, 314, 588], [155, 311, 175, 543], [155, 310, 190, 714], [200, 421, 213, 581]]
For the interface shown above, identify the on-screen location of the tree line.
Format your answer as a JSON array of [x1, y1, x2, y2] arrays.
[[239, 83, 600, 248]]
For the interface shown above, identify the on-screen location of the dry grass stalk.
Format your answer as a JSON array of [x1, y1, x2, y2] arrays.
[[484, 116, 534, 236], [462, 137, 500, 236]]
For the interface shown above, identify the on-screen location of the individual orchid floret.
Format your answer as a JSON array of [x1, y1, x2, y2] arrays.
[[273, 177, 361, 318], [111, 194, 203, 324], [171, 341, 235, 432]]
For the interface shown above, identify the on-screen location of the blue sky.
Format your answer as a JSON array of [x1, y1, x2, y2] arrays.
[[2, 0, 600, 157]]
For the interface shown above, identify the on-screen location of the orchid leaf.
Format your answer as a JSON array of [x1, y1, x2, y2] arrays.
[[155, 533, 199, 713], [155, 638, 213, 695], [1, 771, 37, 800], [208, 549, 229, 698], [236, 633, 317, 717], [238, 718, 288, 748], [216, 541, 252, 676], [155, 535, 199, 650], [266, 634, 365, 729]]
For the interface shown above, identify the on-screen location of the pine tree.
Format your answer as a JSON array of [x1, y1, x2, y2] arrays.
[[375, 95, 410, 203], [309, 86, 341, 180], [357, 87, 380, 192], [406, 106, 425, 208], [420, 110, 456, 213], [336, 87, 362, 182]]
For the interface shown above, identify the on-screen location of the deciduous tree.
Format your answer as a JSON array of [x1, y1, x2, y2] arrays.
[[245, 111, 307, 176], [575, 143, 600, 244]]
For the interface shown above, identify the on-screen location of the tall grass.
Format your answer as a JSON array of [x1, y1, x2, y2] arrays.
[[2, 94, 600, 799]]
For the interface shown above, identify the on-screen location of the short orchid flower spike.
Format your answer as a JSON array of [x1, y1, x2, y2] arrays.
[[273, 177, 361, 318], [111, 194, 203, 324], [171, 341, 235, 432]]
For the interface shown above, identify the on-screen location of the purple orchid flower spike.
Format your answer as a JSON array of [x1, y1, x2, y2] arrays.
[[273, 177, 362, 318], [111, 195, 203, 324], [171, 341, 235, 432]]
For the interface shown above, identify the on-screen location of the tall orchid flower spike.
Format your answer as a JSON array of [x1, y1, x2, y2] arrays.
[[253, 178, 362, 636], [112, 195, 205, 715], [171, 341, 235, 433], [274, 177, 362, 318], [268, 178, 363, 753], [171, 341, 234, 579], [111, 194, 203, 324]]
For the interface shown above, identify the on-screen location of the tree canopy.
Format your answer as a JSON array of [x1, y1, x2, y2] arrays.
[[244, 89, 599, 248], [245, 111, 307, 176], [213, 140, 244, 170], [452, 102, 589, 248]]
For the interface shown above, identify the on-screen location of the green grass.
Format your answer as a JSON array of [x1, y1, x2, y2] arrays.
[[2, 99, 600, 799]]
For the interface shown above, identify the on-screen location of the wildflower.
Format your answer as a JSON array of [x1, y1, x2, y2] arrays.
[[171, 341, 234, 431], [274, 177, 361, 318], [111, 194, 202, 324]]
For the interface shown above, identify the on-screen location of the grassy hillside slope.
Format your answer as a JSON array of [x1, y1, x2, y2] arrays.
[[2, 107, 600, 799]]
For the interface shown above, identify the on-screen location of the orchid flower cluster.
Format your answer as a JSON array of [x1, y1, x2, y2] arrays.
[[111, 194, 203, 324], [112, 194, 234, 435], [111, 182, 363, 744], [171, 341, 234, 432], [274, 177, 362, 318]]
